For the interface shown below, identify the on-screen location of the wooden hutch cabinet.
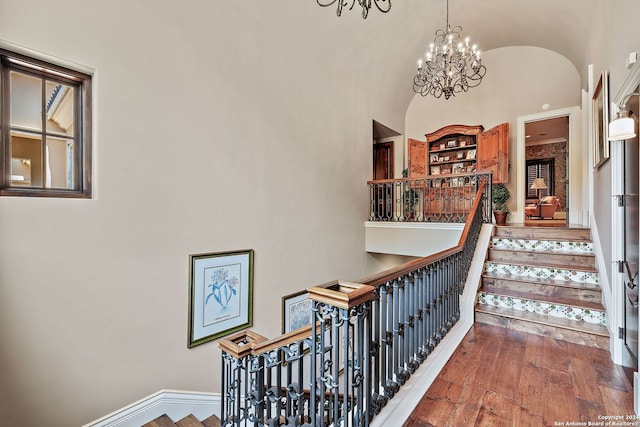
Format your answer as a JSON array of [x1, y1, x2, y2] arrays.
[[408, 123, 509, 183]]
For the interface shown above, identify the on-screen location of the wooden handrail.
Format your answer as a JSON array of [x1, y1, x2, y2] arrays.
[[359, 181, 485, 289], [251, 325, 313, 354], [221, 182, 486, 358]]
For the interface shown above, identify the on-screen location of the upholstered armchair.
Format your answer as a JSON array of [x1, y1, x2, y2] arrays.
[[525, 195, 561, 219]]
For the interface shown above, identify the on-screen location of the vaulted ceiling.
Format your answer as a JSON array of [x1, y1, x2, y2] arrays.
[[252, 0, 603, 120]]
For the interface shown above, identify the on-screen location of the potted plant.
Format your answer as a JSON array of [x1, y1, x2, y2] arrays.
[[403, 188, 418, 220], [402, 169, 418, 220], [492, 183, 511, 226]]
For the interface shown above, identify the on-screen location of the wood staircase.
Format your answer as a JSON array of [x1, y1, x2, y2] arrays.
[[143, 413, 221, 427], [475, 225, 609, 349]]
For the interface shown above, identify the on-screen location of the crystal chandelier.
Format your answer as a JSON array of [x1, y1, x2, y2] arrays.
[[316, 0, 391, 19], [413, 0, 486, 99]]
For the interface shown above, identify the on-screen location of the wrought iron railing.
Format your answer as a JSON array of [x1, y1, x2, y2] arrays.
[[367, 172, 492, 223], [219, 182, 489, 427]]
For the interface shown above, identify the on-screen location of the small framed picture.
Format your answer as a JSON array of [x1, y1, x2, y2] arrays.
[[456, 152, 464, 159], [467, 166, 475, 172], [431, 165, 441, 175], [188, 249, 254, 348], [466, 149, 477, 160], [282, 290, 313, 334], [444, 156, 450, 161], [439, 143, 446, 150], [430, 154, 439, 163], [447, 140, 457, 148], [460, 140, 467, 147], [438, 156, 445, 162], [453, 162, 465, 174]]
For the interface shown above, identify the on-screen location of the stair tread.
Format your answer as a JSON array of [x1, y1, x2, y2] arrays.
[[475, 310, 610, 349], [494, 226, 591, 241], [176, 414, 204, 427], [478, 286, 604, 311], [475, 304, 609, 336], [482, 271, 601, 290], [485, 259, 598, 273], [489, 247, 595, 257], [143, 414, 176, 427], [202, 415, 222, 427]]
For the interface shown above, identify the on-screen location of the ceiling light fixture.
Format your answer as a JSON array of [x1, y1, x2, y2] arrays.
[[609, 92, 639, 141], [413, 0, 485, 99], [317, 0, 390, 19]]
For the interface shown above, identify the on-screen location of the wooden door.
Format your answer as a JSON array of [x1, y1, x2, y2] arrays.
[[372, 142, 394, 220], [477, 122, 509, 183], [373, 141, 394, 180], [408, 138, 428, 178]]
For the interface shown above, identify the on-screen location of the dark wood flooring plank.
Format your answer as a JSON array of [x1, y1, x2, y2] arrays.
[[461, 323, 506, 391], [576, 398, 605, 423], [513, 407, 544, 427], [599, 385, 635, 416], [542, 337, 571, 373], [567, 347, 604, 403], [517, 361, 545, 417], [487, 328, 527, 400], [523, 332, 545, 367], [403, 377, 462, 426], [446, 383, 486, 426], [475, 390, 518, 427], [542, 368, 580, 426]]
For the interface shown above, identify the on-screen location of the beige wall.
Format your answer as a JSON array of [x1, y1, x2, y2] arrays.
[[0, 3, 403, 426]]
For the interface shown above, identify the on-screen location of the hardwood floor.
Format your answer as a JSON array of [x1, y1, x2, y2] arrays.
[[403, 323, 635, 426]]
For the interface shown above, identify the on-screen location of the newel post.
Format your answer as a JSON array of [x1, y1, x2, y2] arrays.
[[308, 280, 377, 427], [219, 330, 268, 426]]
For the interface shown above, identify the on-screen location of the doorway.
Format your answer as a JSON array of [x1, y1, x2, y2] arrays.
[[516, 107, 583, 226], [524, 116, 569, 227], [372, 120, 402, 220]]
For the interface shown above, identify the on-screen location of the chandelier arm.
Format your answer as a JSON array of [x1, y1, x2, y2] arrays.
[[372, 0, 391, 13], [317, 0, 340, 7]]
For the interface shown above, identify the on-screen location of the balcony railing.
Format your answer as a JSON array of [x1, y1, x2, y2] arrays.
[[219, 182, 489, 427], [368, 172, 492, 223]]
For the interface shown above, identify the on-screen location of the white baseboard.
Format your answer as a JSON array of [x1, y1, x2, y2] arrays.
[[82, 390, 220, 427]]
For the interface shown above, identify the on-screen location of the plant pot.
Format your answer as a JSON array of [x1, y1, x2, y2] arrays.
[[493, 210, 508, 226]]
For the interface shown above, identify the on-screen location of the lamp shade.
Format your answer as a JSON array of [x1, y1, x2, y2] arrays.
[[608, 116, 636, 141], [530, 178, 547, 190]]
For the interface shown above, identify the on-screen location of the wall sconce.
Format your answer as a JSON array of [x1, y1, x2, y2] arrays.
[[609, 92, 639, 141]]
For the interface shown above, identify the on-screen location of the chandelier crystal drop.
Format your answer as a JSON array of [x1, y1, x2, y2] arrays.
[[413, 0, 486, 99], [317, 0, 391, 19]]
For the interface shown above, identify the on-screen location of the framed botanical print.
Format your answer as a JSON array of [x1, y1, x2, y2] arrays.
[[188, 249, 254, 347], [592, 71, 610, 168]]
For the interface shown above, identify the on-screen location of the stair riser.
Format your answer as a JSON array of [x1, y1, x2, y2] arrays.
[[491, 238, 593, 254], [484, 262, 599, 285], [488, 250, 596, 270], [481, 278, 602, 304], [477, 292, 606, 326], [494, 227, 590, 241], [475, 311, 609, 350]]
